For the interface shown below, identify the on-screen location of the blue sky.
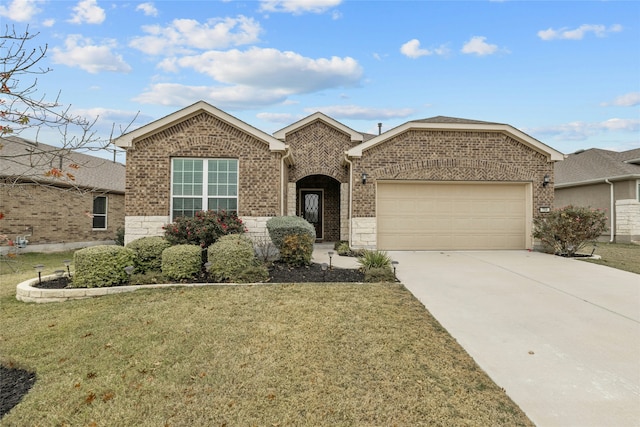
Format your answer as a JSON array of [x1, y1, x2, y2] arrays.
[[1, 0, 639, 162]]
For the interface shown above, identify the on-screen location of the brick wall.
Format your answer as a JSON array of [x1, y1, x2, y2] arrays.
[[0, 184, 124, 245], [125, 112, 282, 218], [351, 130, 554, 217]]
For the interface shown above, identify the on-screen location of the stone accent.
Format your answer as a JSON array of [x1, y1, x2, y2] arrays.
[[124, 215, 169, 245], [351, 217, 376, 249], [616, 199, 640, 243], [287, 183, 297, 216], [241, 216, 272, 241], [0, 184, 124, 246], [340, 183, 349, 241]]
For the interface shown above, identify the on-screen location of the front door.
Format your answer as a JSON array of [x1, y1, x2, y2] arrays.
[[301, 190, 323, 240]]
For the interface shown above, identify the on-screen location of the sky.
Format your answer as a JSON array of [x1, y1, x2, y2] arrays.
[[1, 0, 639, 163]]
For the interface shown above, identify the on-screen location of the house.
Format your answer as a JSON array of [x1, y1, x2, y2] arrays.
[[555, 148, 640, 243], [0, 136, 125, 252], [114, 101, 564, 250]]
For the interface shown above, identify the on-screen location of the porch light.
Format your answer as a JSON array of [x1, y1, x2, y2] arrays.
[[361, 172, 368, 185], [63, 259, 72, 277], [327, 251, 334, 270], [391, 260, 399, 278], [34, 264, 44, 285], [542, 174, 550, 187]]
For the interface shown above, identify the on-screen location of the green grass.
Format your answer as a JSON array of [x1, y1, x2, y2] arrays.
[[580, 243, 640, 274], [0, 251, 75, 299], [0, 252, 533, 426]]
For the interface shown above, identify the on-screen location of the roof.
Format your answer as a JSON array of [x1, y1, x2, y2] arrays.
[[0, 136, 125, 193], [114, 101, 287, 152], [555, 148, 640, 187], [347, 116, 565, 161], [273, 112, 364, 143]]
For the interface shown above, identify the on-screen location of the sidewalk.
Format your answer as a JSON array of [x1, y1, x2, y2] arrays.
[[311, 243, 360, 269]]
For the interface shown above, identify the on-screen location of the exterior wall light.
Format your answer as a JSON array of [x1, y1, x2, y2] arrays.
[[543, 174, 550, 187], [361, 172, 368, 185]]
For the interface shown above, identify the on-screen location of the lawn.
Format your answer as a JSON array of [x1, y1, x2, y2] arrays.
[[580, 242, 640, 274], [0, 253, 533, 426]]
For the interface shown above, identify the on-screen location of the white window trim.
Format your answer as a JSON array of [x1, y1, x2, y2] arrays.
[[170, 158, 239, 221], [92, 195, 108, 230]]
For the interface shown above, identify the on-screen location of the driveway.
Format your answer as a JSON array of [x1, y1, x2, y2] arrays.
[[388, 250, 640, 427]]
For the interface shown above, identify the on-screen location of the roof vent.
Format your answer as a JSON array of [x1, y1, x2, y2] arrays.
[[378, 122, 382, 135], [574, 149, 585, 154]]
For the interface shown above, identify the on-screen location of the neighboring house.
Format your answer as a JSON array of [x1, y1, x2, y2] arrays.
[[114, 101, 563, 250], [555, 148, 640, 244], [0, 136, 125, 252]]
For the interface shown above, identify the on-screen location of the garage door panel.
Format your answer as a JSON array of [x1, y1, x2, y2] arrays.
[[377, 182, 528, 250]]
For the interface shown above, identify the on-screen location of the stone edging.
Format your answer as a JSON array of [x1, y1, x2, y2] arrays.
[[15, 275, 258, 303]]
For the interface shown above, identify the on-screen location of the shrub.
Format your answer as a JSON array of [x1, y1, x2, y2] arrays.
[[128, 271, 168, 286], [266, 216, 315, 249], [336, 241, 351, 256], [114, 227, 125, 246], [279, 233, 315, 266], [364, 267, 397, 283], [357, 250, 392, 270], [233, 265, 270, 283], [70, 245, 136, 288], [126, 236, 171, 274], [161, 245, 202, 281], [533, 205, 608, 256], [163, 210, 246, 248], [207, 234, 257, 282]]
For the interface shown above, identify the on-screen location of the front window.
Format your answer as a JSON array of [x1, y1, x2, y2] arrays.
[[171, 158, 238, 219], [92, 196, 107, 229]]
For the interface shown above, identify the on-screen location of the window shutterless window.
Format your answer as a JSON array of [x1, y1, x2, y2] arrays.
[[92, 196, 107, 229], [171, 158, 238, 219]]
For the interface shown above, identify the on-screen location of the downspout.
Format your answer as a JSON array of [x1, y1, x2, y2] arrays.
[[343, 152, 354, 246], [605, 179, 614, 243], [280, 146, 292, 216]]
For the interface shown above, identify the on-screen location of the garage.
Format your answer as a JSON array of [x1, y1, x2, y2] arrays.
[[377, 182, 532, 250]]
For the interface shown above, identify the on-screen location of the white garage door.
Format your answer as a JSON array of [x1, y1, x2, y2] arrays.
[[377, 182, 530, 250]]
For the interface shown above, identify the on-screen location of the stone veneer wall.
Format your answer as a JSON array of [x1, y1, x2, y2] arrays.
[[616, 199, 640, 243]]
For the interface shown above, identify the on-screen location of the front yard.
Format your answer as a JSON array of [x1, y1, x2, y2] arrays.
[[0, 252, 533, 426], [581, 242, 640, 274]]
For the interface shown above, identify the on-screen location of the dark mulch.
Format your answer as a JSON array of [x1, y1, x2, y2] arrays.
[[0, 366, 36, 419]]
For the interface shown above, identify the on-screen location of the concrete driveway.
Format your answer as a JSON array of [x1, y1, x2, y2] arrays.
[[388, 250, 640, 427]]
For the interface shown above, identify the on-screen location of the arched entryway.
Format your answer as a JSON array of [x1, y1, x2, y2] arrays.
[[296, 175, 342, 242]]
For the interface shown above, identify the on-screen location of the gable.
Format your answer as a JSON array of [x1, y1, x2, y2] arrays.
[[273, 112, 363, 143]]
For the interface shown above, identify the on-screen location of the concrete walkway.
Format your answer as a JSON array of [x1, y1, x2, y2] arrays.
[[388, 250, 640, 427]]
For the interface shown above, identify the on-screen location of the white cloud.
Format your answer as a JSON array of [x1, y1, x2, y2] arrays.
[[537, 24, 622, 41], [259, 0, 342, 14], [306, 105, 414, 120], [52, 35, 131, 74], [136, 2, 158, 17], [0, 0, 43, 22], [461, 36, 500, 56], [400, 39, 449, 59], [601, 92, 640, 107], [43, 18, 55, 27], [133, 83, 291, 110], [256, 112, 301, 124], [68, 0, 106, 24], [170, 47, 363, 93], [129, 16, 262, 55], [528, 118, 640, 141]]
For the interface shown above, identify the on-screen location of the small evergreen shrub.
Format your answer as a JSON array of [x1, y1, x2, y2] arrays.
[[357, 250, 392, 270], [70, 245, 136, 288], [279, 233, 314, 266], [161, 245, 202, 281], [266, 216, 315, 249], [114, 227, 125, 246], [163, 210, 246, 248], [126, 236, 171, 274], [533, 205, 608, 256], [207, 234, 257, 282], [334, 240, 349, 251], [128, 271, 168, 286], [233, 265, 270, 283], [364, 267, 397, 283]]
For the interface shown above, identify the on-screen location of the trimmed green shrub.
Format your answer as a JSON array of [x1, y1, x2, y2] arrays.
[[266, 216, 315, 249], [533, 205, 608, 256], [114, 227, 125, 246], [163, 210, 246, 248], [364, 267, 397, 283], [128, 271, 168, 286], [207, 234, 257, 282], [161, 245, 202, 281], [70, 245, 136, 288], [357, 250, 392, 270], [126, 236, 171, 274], [279, 233, 314, 266], [233, 265, 270, 283]]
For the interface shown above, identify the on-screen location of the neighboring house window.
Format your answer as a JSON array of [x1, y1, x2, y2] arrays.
[[92, 196, 107, 229], [171, 158, 238, 219]]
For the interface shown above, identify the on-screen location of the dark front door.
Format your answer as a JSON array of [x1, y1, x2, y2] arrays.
[[301, 190, 323, 240]]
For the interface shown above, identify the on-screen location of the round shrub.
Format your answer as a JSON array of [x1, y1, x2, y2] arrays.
[[364, 267, 397, 283], [207, 234, 257, 282], [161, 245, 202, 281], [126, 236, 171, 274], [233, 265, 270, 283], [279, 233, 314, 266], [266, 216, 315, 249], [357, 250, 392, 270], [70, 245, 136, 288]]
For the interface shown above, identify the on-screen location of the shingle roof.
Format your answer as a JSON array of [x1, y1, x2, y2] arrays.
[[555, 148, 640, 185], [410, 116, 506, 126], [0, 136, 125, 193]]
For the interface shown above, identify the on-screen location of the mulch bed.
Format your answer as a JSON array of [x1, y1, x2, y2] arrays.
[[1, 366, 36, 419]]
